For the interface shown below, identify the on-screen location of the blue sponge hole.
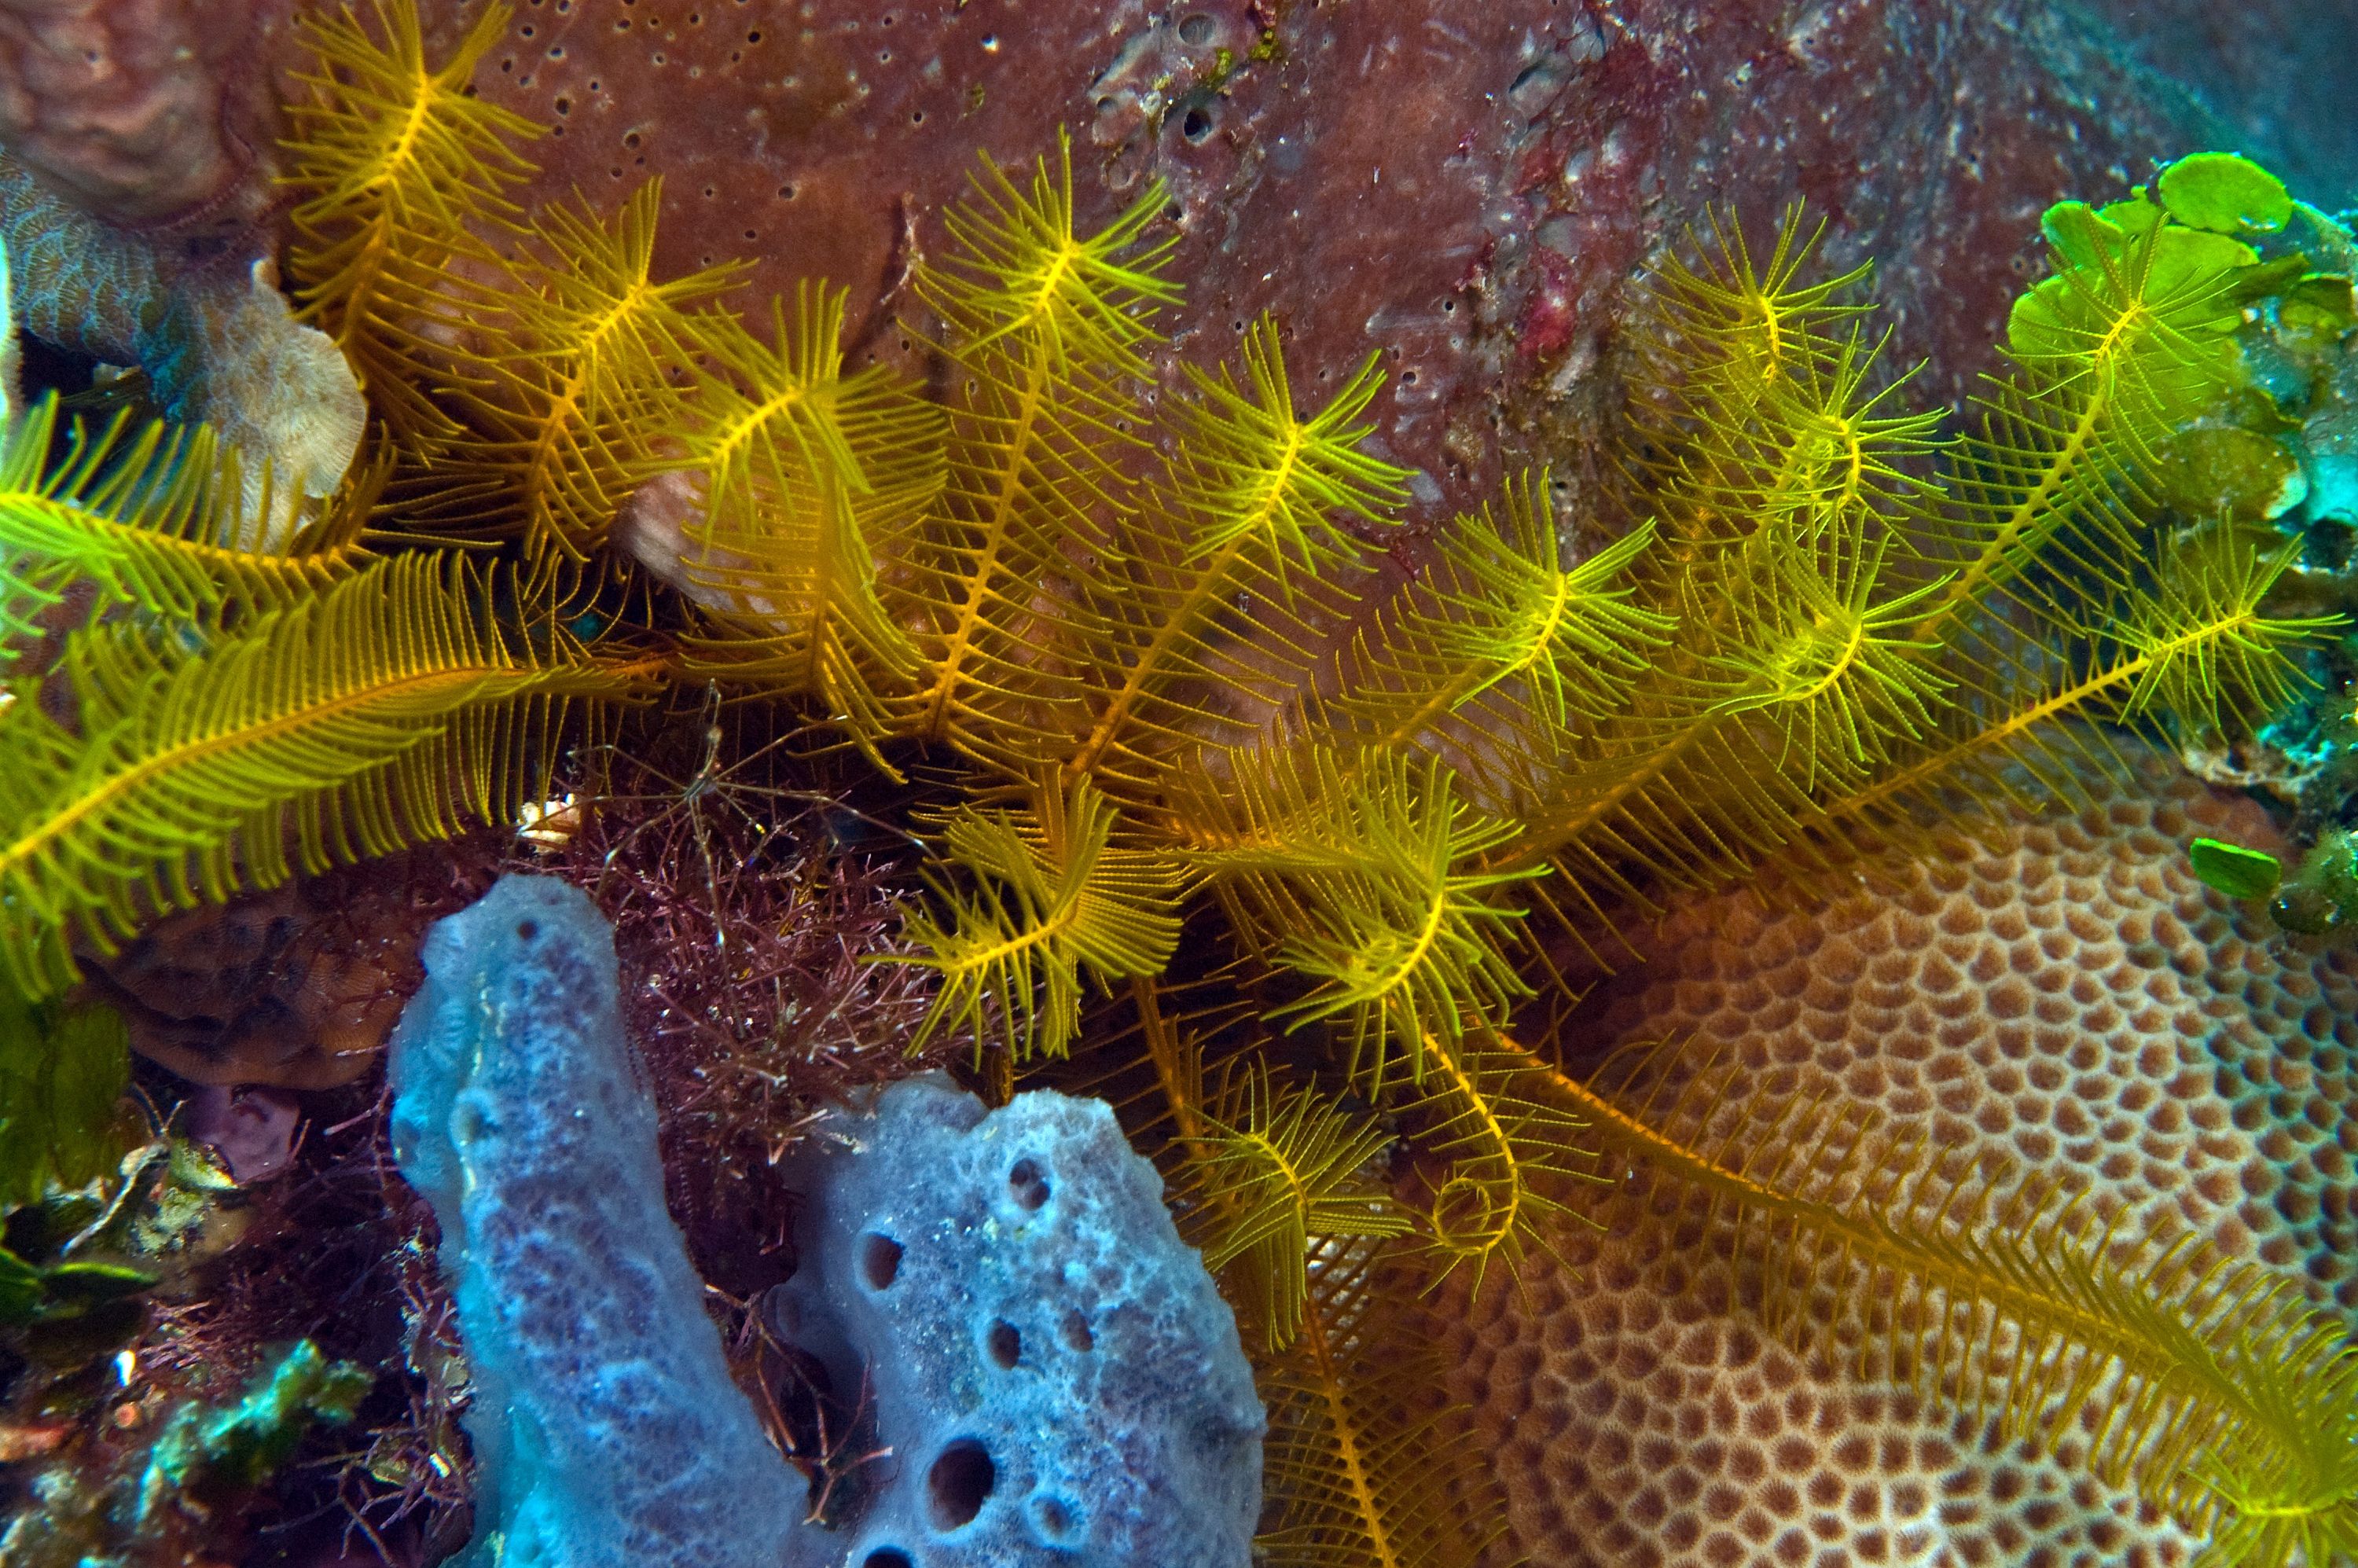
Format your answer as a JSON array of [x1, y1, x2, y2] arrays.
[[1028, 1493, 1082, 1545]]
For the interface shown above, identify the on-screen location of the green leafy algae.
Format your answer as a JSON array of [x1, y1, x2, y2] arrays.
[[136, 1340, 373, 1522], [2188, 836, 2284, 901], [2159, 152, 2295, 235]]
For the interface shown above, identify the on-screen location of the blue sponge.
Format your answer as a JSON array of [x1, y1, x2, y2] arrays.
[[387, 877, 1262, 1568], [387, 876, 806, 1568], [773, 1076, 1265, 1568]]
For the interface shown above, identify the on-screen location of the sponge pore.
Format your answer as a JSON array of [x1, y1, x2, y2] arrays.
[[774, 1076, 1265, 1568]]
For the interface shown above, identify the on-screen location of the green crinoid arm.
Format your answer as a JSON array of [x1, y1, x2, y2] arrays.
[[0, 553, 662, 995], [0, 396, 370, 644], [1059, 315, 1409, 796], [895, 773, 1185, 1062], [1175, 1065, 1409, 1350], [892, 130, 1180, 766]]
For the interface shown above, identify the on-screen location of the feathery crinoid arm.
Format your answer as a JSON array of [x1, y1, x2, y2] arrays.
[[891, 130, 1179, 768], [1253, 1237, 1506, 1568], [1173, 1063, 1409, 1351], [401, 183, 744, 567], [2198, 1331, 2358, 1568], [1319, 471, 1671, 808], [1398, 1031, 1607, 1299], [1691, 513, 1952, 789], [896, 773, 1185, 1062], [1903, 196, 2267, 647], [1620, 207, 1918, 545], [1443, 223, 1961, 944], [1646, 206, 1874, 392], [1647, 329, 1947, 552], [1170, 744, 1542, 1092], [1057, 315, 1410, 797], [1088, 987, 1503, 1566], [1481, 496, 1956, 936], [667, 284, 945, 745], [1545, 186, 2330, 895], [1784, 190, 2340, 859], [1797, 524, 2338, 857], [0, 397, 371, 652], [2114, 529, 2330, 732], [282, 0, 540, 439], [0, 554, 663, 996]]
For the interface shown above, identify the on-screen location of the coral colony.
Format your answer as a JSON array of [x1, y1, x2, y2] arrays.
[[0, 3, 2356, 1568]]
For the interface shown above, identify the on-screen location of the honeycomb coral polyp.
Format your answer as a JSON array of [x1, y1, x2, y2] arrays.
[[1456, 758, 2357, 1566]]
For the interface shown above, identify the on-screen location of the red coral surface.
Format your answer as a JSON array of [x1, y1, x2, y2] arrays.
[[0, 0, 2304, 523], [324, 0, 2228, 520], [0, 0, 281, 229]]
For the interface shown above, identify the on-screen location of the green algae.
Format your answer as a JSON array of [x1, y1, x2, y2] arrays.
[[0, 984, 133, 1214], [135, 1341, 371, 1526], [2159, 152, 2295, 235], [2188, 836, 2285, 901]]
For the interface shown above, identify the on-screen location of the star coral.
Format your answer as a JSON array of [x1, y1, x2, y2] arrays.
[[1452, 752, 2358, 1566], [1585, 754, 2358, 1315], [0, 158, 365, 545]]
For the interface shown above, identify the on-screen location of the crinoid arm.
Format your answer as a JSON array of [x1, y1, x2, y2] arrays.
[[889, 130, 1181, 767], [282, 0, 542, 439], [1057, 315, 1411, 798], [1173, 1063, 1409, 1351], [1516, 1034, 2358, 1567], [0, 554, 661, 996], [1167, 744, 1543, 1092], [671, 282, 947, 749], [1251, 1238, 1506, 1568], [0, 395, 373, 649], [895, 773, 1186, 1063]]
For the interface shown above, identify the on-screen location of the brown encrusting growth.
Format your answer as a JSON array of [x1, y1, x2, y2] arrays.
[[363, 0, 2237, 520], [1453, 755, 2358, 1567], [83, 846, 482, 1089], [0, 0, 259, 229]]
